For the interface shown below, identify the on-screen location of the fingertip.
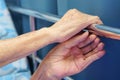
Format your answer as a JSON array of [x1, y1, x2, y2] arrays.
[[93, 42, 104, 53], [95, 38, 100, 43], [89, 34, 97, 40], [96, 50, 106, 59], [90, 34, 97, 38], [84, 31, 89, 36], [100, 42, 105, 47], [79, 31, 89, 41], [98, 42, 105, 50]]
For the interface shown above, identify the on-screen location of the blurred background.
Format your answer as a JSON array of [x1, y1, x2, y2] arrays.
[[5, 0, 120, 80]]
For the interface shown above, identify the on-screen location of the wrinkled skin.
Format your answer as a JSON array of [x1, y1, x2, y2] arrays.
[[49, 9, 103, 42], [31, 9, 104, 80], [0, 9, 102, 67], [33, 32, 105, 80]]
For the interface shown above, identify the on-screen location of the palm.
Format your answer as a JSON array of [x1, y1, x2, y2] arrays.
[[43, 32, 105, 78], [47, 46, 87, 77]]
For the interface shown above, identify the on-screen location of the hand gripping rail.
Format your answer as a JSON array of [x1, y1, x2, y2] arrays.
[[8, 5, 120, 40]]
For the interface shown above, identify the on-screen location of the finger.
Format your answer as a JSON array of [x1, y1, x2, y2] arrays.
[[81, 38, 100, 54], [69, 46, 84, 58], [88, 16, 103, 25], [84, 42, 104, 58], [63, 31, 89, 48], [47, 32, 88, 56], [93, 42, 104, 53], [77, 50, 105, 71], [78, 34, 97, 48], [85, 50, 105, 64]]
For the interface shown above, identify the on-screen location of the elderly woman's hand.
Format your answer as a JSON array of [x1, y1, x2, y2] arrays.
[[49, 9, 102, 43], [31, 32, 105, 80], [0, 9, 103, 68]]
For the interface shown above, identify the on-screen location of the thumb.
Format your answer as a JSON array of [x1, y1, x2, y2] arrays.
[[64, 31, 89, 48]]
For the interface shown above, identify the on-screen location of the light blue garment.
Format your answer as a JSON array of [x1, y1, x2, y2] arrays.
[[0, 0, 31, 80]]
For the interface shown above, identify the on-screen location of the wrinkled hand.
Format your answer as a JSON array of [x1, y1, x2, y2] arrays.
[[37, 32, 105, 79], [49, 9, 102, 42]]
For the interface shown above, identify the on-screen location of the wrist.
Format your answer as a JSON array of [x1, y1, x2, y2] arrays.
[[36, 27, 57, 45], [31, 63, 62, 80], [47, 27, 59, 43], [46, 69, 62, 80], [41, 62, 62, 80], [39, 27, 58, 43]]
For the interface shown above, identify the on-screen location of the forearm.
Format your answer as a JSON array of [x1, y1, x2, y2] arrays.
[[0, 27, 55, 67]]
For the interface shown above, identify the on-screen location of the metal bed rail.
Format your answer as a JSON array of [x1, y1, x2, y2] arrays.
[[8, 5, 73, 80], [9, 5, 60, 23], [8, 5, 120, 36]]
